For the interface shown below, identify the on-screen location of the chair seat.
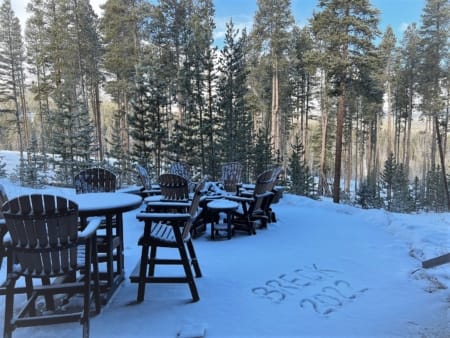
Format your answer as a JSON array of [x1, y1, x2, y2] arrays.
[[138, 223, 176, 246], [138, 222, 191, 246]]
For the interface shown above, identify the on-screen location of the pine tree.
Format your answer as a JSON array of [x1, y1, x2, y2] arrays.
[[49, 82, 96, 186], [289, 26, 316, 154], [411, 176, 423, 212], [203, 44, 219, 179], [250, 0, 294, 162], [288, 135, 315, 197], [106, 107, 130, 183], [71, 0, 104, 161], [100, 0, 147, 172], [25, 0, 53, 161], [418, 0, 450, 210], [311, 0, 380, 203], [252, 128, 273, 179], [394, 24, 420, 168], [251, 0, 294, 160], [424, 166, 447, 212], [356, 170, 383, 209], [381, 152, 396, 210], [217, 20, 252, 179], [0, 0, 28, 159], [379, 26, 397, 157], [175, 0, 216, 172], [21, 134, 47, 188], [391, 163, 414, 213], [129, 57, 170, 177]]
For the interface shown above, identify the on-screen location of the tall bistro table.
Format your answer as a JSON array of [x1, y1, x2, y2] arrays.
[[72, 192, 142, 303]]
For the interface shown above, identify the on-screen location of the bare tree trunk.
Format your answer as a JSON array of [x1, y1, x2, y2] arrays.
[[18, 67, 29, 150], [333, 86, 345, 203], [434, 116, 450, 210], [94, 85, 103, 161], [405, 108, 412, 176], [443, 89, 449, 156], [319, 111, 329, 196], [394, 108, 400, 163], [422, 117, 432, 178], [344, 116, 352, 194], [430, 115, 437, 167], [354, 115, 359, 194], [386, 81, 393, 155], [318, 71, 330, 196], [367, 120, 373, 179], [375, 109, 381, 182], [271, 58, 279, 156]]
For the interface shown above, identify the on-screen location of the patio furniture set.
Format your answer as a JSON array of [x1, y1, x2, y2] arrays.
[[0, 163, 283, 338]]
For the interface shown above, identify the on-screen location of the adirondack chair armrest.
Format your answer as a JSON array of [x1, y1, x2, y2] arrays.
[[146, 201, 191, 208], [225, 195, 254, 203], [136, 212, 191, 223], [256, 191, 275, 199], [79, 217, 102, 240]]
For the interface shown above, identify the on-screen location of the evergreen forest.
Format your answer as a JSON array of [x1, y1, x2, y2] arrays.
[[0, 0, 449, 213]]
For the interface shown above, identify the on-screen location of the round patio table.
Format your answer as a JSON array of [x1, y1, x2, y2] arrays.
[[71, 192, 142, 303], [207, 199, 239, 240]]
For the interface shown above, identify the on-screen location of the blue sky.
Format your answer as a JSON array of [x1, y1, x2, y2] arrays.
[[213, 0, 425, 45], [13, 0, 425, 45]]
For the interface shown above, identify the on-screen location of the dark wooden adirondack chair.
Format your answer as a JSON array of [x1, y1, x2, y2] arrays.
[[264, 166, 283, 222], [130, 181, 206, 302], [169, 162, 195, 192], [225, 169, 275, 234], [0, 187, 54, 303], [135, 164, 161, 197], [220, 162, 243, 193], [74, 168, 120, 300], [144, 174, 192, 219], [169, 162, 191, 181], [238, 166, 283, 223], [1, 194, 101, 338], [158, 173, 190, 201], [74, 167, 116, 194]]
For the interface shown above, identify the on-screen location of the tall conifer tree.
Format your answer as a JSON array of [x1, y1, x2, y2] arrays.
[[418, 0, 450, 210], [0, 0, 28, 159], [250, 0, 294, 162], [311, 0, 380, 203], [217, 21, 252, 179]]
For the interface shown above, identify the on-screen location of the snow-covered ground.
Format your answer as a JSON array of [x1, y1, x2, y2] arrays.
[[0, 150, 448, 337]]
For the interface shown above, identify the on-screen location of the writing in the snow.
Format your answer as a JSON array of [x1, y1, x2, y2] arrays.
[[251, 264, 368, 315]]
